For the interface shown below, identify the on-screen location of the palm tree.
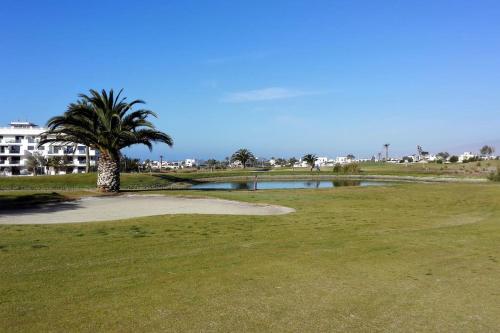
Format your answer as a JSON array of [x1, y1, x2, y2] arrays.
[[288, 157, 298, 170], [47, 156, 65, 175], [480, 145, 495, 157], [25, 152, 47, 176], [383, 143, 390, 161], [302, 154, 317, 171], [85, 146, 91, 173], [231, 149, 255, 168], [39, 89, 173, 192], [207, 158, 218, 172]]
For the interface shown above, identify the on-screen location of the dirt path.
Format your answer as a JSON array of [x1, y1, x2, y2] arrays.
[[0, 194, 295, 224]]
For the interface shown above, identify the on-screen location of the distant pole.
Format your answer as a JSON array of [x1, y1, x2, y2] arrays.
[[160, 155, 163, 173]]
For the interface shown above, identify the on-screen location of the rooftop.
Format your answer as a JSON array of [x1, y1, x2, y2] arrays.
[[9, 121, 39, 128]]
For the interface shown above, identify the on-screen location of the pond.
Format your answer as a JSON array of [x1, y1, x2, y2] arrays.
[[190, 179, 388, 190]]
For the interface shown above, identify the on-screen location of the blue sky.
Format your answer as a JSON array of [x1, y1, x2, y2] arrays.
[[1, 0, 500, 160]]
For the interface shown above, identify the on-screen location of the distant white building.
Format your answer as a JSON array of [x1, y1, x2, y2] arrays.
[[316, 157, 328, 166], [230, 160, 243, 168], [184, 159, 197, 168], [293, 159, 309, 168], [335, 156, 349, 164], [0, 121, 96, 176], [459, 152, 476, 162]]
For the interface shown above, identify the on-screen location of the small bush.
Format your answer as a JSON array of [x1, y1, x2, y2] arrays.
[[341, 163, 360, 174], [449, 155, 459, 163], [488, 168, 500, 182]]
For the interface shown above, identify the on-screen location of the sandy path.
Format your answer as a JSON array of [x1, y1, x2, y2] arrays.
[[0, 195, 294, 225]]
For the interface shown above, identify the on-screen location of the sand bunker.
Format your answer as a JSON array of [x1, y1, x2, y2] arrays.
[[0, 194, 295, 224]]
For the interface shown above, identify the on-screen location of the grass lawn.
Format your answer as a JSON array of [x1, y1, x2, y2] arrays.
[[0, 172, 194, 190], [1, 183, 500, 331]]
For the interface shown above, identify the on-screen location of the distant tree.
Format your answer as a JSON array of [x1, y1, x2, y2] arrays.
[[143, 159, 152, 173], [47, 156, 66, 174], [449, 155, 459, 163], [347, 154, 355, 160], [25, 152, 47, 176], [207, 158, 218, 171], [480, 145, 495, 157], [275, 158, 287, 166], [120, 155, 140, 172], [401, 156, 414, 163], [231, 149, 255, 168], [383, 143, 390, 161], [302, 154, 318, 171], [287, 157, 298, 170], [436, 152, 450, 160]]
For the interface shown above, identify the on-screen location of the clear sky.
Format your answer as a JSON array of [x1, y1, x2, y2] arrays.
[[1, 0, 500, 160]]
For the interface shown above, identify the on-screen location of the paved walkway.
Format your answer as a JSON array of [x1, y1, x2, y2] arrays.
[[0, 195, 295, 224]]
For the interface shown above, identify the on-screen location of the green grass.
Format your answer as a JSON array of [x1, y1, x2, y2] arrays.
[[1, 183, 500, 331], [0, 172, 193, 190]]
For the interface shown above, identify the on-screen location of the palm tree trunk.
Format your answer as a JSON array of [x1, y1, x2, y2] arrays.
[[85, 146, 90, 173], [97, 153, 120, 192]]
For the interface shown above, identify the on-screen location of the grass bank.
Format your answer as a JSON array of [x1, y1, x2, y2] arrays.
[[1, 183, 500, 331], [0, 161, 496, 190]]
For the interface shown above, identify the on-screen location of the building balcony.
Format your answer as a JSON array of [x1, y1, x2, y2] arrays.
[[0, 140, 22, 144], [0, 152, 21, 156], [0, 161, 21, 166]]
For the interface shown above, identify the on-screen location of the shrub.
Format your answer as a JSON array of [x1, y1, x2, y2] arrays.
[[341, 163, 360, 174], [333, 163, 341, 173], [487, 168, 500, 182], [449, 155, 459, 163]]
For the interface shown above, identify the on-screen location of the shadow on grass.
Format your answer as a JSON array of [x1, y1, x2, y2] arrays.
[[0, 192, 78, 212], [151, 174, 203, 185]]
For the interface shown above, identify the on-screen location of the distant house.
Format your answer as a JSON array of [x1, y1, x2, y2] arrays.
[[316, 157, 328, 166], [184, 159, 196, 168], [458, 152, 476, 163], [335, 156, 349, 164], [293, 159, 309, 168], [230, 160, 243, 168]]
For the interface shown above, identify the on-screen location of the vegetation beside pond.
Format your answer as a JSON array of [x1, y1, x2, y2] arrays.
[[1, 160, 497, 190]]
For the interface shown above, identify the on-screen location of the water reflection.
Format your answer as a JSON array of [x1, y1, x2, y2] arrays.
[[332, 180, 361, 187], [191, 179, 385, 190]]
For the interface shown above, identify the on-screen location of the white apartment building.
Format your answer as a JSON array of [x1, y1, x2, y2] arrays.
[[183, 159, 197, 168], [335, 156, 349, 164], [458, 152, 477, 163], [0, 121, 97, 176]]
